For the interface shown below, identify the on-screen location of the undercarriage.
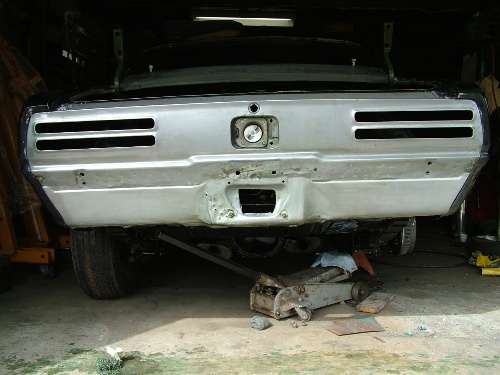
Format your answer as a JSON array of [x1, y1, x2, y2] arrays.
[[102, 217, 417, 262]]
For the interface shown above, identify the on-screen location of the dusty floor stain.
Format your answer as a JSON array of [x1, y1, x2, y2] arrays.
[[2, 232, 500, 375], [1, 349, 499, 375]]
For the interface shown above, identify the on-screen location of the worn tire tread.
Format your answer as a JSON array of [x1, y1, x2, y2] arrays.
[[71, 228, 136, 299]]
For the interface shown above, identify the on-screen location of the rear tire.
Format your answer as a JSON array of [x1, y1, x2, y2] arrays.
[[397, 217, 417, 256], [71, 228, 138, 299]]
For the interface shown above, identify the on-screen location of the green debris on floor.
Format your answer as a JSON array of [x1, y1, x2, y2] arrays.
[[2, 348, 500, 374], [95, 358, 122, 375]]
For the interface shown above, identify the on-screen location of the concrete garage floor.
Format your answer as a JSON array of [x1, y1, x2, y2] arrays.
[[1, 222, 500, 374]]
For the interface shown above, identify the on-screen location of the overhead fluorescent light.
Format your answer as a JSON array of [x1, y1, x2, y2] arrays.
[[194, 16, 294, 28]]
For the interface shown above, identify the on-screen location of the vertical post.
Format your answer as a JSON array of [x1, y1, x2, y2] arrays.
[[497, 198, 500, 241], [113, 29, 124, 96], [458, 200, 468, 243], [384, 22, 394, 87]]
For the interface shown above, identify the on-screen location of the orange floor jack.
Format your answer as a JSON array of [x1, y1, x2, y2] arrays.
[[0, 33, 69, 277]]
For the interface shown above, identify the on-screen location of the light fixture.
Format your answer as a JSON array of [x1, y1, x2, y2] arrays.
[[194, 16, 294, 27], [192, 9, 295, 28]]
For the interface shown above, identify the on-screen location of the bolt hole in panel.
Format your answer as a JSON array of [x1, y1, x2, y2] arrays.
[[248, 103, 260, 113], [239, 189, 276, 214], [354, 110, 474, 139]]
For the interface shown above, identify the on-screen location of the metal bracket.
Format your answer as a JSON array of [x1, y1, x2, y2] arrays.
[[383, 22, 394, 87], [0, 248, 55, 265], [113, 29, 124, 96]]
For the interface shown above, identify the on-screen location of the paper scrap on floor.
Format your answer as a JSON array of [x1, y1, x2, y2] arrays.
[[325, 315, 384, 336]]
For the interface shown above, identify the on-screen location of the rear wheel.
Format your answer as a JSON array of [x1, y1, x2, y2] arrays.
[[397, 217, 417, 256], [71, 228, 138, 299]]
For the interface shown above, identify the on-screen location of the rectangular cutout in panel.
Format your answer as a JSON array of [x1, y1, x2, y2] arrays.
[[36, 136, 155, 150], [35, 118, 155, 134], [355, 127, 473, 139], [354, 110, 473, 123], [239, 189, 276, 214]]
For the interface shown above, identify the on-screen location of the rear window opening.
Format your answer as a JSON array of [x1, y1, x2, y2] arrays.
[[126, 37, 381, 75], [239, 189, 276, 214]]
